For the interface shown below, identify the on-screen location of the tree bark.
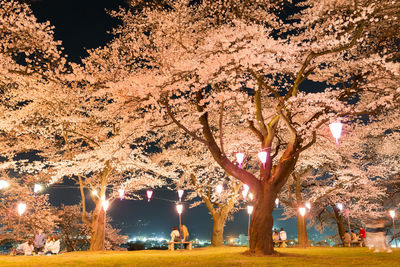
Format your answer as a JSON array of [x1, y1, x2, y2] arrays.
[[297, 212, 309, 247], [332, 206, 346, 245], [211, 214, 225, 246], [248, 186, 277, 255], [89, 204, 105, 251]]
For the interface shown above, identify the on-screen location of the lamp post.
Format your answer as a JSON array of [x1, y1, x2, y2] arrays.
[[13, 203, 27, 255], [329, 122, 343, 145], [299, 207, 307, 248], [242, 184, 249, 202], [176, 203, 183, 248], [389, 210, 397, 247], [275, 198, 279, 208], [247, 205, 253, 248]]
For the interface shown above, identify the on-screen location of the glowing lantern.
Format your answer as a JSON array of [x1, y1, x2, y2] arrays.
[[0, 180, 9, 189], [236, 152, 245, 168], [258, 151, 268, 168], [118, 189, 125, 200], [305, 202, 311, 210], [248, 193, 254, 201], [329, 122, 343, 144], [275, 198, 279, 207], [146, 190, 153, 202], [336, 203, 343, 212], [176, 203, 183, 215], [299, 207, 306, 216], [247, 205, 254, 215], [102, 200, 109, 212], [92, 189, 98, 196], [178, 189, 184, 201], [216, 184, 223, 194], [17, 203, 27, 216], [34, 184, 43, 194], [389, 210, 395, 219], [242, 184, 249, 201]]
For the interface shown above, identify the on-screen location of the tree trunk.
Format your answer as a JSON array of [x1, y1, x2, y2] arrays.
[[211, 214, 226, 246], [333, 206, 346, 245], [89, 204, 105, 251], [297, 213, 309, 247], [249, 186, 277, 255]]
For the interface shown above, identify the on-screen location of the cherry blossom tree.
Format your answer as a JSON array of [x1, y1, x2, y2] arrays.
[[92, 0, 399, 255]]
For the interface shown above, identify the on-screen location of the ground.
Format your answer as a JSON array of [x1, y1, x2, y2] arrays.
[[0, 247, 399, 266]]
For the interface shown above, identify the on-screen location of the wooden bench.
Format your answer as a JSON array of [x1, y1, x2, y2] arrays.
[[273, 240, 289, 247], [351, 240, 363, 247], [166, 241, 194, 251]]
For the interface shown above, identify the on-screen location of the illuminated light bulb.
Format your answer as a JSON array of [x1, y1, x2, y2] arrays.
[[102, 200, 109, 212], [247, 205, 254, 215], [176, 203, 183, 214], [146, 190, 153, 202], [275, 198, 279, 207], [248, 193, 254, 201], [0, 180, 9, 189], [118, 189, 125, 200], [299, 207, 306, 216], [329, 122, 343, 144], [305, 202, 311, 210], [336, 203, 343, 212], [92, 189, 98, 196], [236, 153, 245, 168], [258, 151, 268, 168], [216, 184, 223, 194], [18, 203, 27, 216], [34, 184, 43, 194], [389, 210, 395, 219], [178, 189, 184, 201]]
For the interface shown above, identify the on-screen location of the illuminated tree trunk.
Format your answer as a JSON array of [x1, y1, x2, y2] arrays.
[[297, 212, 309, 247], [211, 214, 225, 246], [89, 204, 105, 251], [249, 186, 277, 255]]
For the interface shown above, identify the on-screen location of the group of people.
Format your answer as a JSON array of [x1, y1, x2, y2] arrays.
[[342, 224, 392, 253], [272, 228, 287, 247], [16, 229, 60, 256]]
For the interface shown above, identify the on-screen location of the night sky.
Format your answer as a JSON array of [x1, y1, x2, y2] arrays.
[[28, 0, 319, 241]]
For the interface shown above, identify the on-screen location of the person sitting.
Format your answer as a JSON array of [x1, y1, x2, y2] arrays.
[[279, 228, 287, 248], [171, 226, 180, 242], [273, 229, 280, 246], [16, 240, 34, 256], [34, 229, 46, 255], [51, 236, 60, 254], [343, 231, 351, 247], [44, 236, 54, 255]]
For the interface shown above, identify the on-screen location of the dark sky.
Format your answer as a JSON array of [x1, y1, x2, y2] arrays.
[[28, 0, 325, 241]]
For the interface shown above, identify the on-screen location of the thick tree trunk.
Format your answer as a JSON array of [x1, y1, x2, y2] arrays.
[[333, 207, 346, 245], [297, 213, 309, 247], [249, 186, 277, 255], [89, 205, 105, 251], [211, 214, 225, 246]]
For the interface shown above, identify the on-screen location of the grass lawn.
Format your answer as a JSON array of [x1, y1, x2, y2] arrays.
[[0, 247, 399, 267]]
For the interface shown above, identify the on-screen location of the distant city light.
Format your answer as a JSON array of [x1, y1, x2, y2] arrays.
[[236, 152, 245, 168]]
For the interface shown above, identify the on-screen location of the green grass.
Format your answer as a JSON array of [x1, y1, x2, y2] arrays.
[[0, 247, 399, 267]]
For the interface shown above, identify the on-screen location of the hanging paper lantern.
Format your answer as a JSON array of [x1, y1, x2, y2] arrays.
[[216, 184, 223, 194], [17, 203, 27, 216], [305, 202, 311, 210], [102, 200, 109, 212], [247, 205, 254, 215], [275, 198, 279, 207], [34, 184, 43, 194], [329, 122, 343, 144], [176, 203, 183, 214], [258, 151, 268, 168], [336, 203, 343, 212], [178, 189, 184, 201], [118, 189, 125, 200], [236, 152, 245, 168], [146, 190, 153, 202]]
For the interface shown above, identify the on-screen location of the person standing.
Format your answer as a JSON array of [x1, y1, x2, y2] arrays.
[[279, 228, 287, 248], [359, 228, 366, 247], [34, 229, 46, 255]]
